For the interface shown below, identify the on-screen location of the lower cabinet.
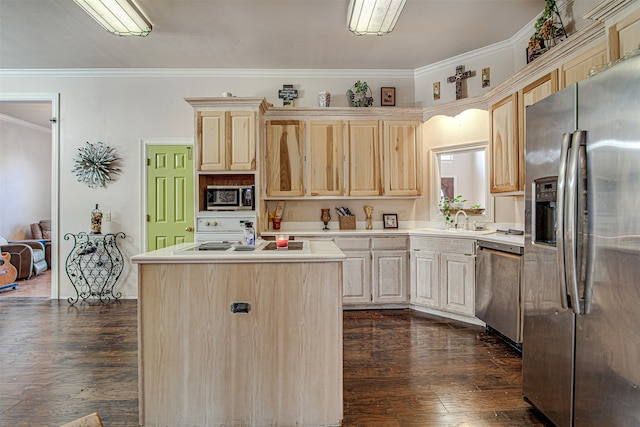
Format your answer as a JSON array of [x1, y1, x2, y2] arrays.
[[410, 236, 476, 317], [336, 236, 408, 306]]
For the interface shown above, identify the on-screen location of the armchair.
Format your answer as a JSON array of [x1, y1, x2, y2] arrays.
[[0, 236, 47, 280], [30, 219, 52, 266]]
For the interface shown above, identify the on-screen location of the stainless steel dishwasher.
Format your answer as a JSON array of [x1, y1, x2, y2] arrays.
[[475, 239, 524, 346]]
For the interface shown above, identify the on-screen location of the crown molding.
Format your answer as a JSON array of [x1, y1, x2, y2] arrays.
[[0, 68, 415, 79]]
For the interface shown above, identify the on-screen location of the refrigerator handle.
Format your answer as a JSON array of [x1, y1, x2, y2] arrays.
[[576, 131, 592, 315], [556, 133, 571, 310], [564, 131, 585, 315]]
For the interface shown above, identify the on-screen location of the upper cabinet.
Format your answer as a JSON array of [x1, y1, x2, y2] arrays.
[[347, 120, 382, 197], [518, 71, 559, 189], [560, 42, 607, 88], [265, 120, 305, 197], [197, 110, 256, 171], [306, 120, 345, 196], [262, 107, 423, 199], [383, 121, 422, 196], [489, 93, 519, 193], [608, 8, 640, 61]]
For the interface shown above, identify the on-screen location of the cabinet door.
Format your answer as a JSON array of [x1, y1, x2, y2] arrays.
[[228, 111, 256, 171], [383, 121, 422, 196], [608, 8, 640, 61], [410, 250, 439, 308], [560, 42, 607, 89], [347, 120, 382, 196], [490, 93, 519, 193], [440, 253, 475, 316], [197, 111, 225, 171], [372, 250, 407, 304], [265, 120, 304, 196], [306, 120, 344, 196], [342, 250, 372, 305], [519, 72, 558, 190]]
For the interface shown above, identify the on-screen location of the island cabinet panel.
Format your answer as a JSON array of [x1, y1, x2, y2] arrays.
[[342, 250, 372, 304], [383, 121, 422, 196], [306, 120, 345, 196], [138, 261, 343, 427], [489, 93, 519, 193], [347, 120, 382, 196], [265, 120, 304, 196]]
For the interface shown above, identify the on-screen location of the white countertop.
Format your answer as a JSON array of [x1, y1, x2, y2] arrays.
[[131, 240, 346, 264], [261, 228, 525, 247]]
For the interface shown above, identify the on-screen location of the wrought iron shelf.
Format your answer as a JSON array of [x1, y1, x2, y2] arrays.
[[64, 232, 126, 305]]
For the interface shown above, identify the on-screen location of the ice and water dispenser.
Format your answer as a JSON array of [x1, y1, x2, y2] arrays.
[[534, 177, 557, 246]]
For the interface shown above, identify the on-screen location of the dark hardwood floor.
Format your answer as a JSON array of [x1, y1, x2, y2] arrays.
[[0, 300, 552, 426]]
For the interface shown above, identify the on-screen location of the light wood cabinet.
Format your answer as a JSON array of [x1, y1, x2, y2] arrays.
[[410, 236, 475, 318], [440, 252, 475, 316], [518, 72, 558, 190], [197, 110, 255, 171], [342, 250, 372, 304], [336, 236, 407, 306], [489, 93, 519, 193], [410, 249, 439, 307], [265, 120, 304, 197], [383, 121, 422, 196], [608, 7, 640, 61], [347, 120, 382, 196], [560, 42, 607, 88], [306, 120, 345, 196], [373, 249, 408, 303]]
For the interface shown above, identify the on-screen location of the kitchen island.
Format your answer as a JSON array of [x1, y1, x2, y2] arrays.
[[131, 240, 346, 427]]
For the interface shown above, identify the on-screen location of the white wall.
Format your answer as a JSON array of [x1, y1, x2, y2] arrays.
[[0, 71, 415, 299], [0, 119, 52, 240]]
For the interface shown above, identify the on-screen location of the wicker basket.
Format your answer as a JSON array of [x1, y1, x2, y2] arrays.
[[338, 215, 356, 230]]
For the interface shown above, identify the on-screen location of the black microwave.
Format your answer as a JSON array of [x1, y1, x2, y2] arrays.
[[206, 186, 254, 210]]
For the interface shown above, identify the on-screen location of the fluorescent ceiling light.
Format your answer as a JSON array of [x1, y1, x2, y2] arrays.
[[348, 0, 406, 36], [73, 0, 152, 37]]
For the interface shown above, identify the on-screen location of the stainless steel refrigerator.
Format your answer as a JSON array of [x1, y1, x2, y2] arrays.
[[523, 53, 640, 426]]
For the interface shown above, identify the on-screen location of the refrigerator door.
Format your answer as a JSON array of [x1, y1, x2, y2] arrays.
[[573, 54, 640, 426], [523, 85, 576, 427]]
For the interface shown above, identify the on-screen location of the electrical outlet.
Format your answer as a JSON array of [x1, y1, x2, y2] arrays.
[[398, 210, 407, 220], [287, 211, 295, 221], [104, 212, 112, 222]]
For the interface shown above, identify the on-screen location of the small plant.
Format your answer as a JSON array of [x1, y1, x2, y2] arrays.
[[439, 195, 467, 224], [347, 80, 374, 107], [471, 204, 482, 209]]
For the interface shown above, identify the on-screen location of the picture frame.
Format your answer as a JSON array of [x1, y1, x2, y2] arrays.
[[433, 82, 440, 100], [383, 213, 398, 229], [381, 87, 396, 106]]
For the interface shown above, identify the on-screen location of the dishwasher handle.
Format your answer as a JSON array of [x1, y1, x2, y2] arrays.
[[478, 246, 523, 260]]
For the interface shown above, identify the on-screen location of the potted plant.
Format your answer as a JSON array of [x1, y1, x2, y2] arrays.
[[527, 0, 566, 63], [439, 195, 467, 225]]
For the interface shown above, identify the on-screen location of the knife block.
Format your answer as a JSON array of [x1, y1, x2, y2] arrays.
[[338, 216, 356, 230]]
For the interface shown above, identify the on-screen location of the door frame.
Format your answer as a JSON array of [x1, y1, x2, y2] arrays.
[[140, 137, 193, 252], [0, 92, 60, 299]]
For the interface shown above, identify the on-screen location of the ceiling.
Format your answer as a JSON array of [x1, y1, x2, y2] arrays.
[[0, 0, 544, 71]]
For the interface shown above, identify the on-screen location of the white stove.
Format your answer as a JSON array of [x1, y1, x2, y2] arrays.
[[195, 211, 257, 242]]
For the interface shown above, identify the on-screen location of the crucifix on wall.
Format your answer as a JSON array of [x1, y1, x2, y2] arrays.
[[278, 84, 298, 107], [447, 65, 475, 100]]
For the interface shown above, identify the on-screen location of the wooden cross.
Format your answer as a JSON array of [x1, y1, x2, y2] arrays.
[[278, 84, 298, 106], [447, 65, 474, 100]]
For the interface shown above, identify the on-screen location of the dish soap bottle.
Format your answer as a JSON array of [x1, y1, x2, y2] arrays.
[[243, 222, 256, 246]]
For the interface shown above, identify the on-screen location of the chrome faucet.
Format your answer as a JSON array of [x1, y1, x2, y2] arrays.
[[454, 210, 468, 230]]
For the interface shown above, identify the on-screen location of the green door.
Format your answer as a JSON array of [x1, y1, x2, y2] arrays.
[[147, 145, 194, 251]]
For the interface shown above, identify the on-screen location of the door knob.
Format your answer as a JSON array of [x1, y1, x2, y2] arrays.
[[185, 226, 193, 232]]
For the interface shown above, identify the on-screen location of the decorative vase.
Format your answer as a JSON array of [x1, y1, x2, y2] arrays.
[[363, 206, 374, 230], [90, 204, 102, 234], [319, 91, 331, 107], [321, 208, 331, 231]]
